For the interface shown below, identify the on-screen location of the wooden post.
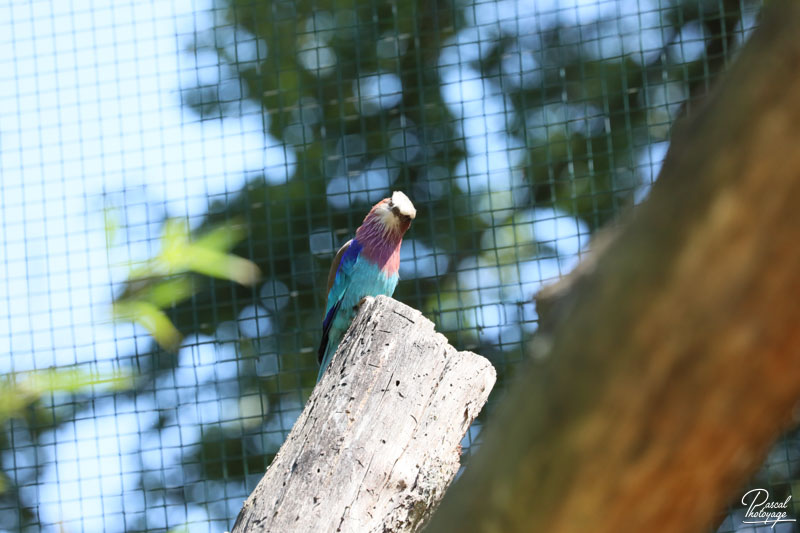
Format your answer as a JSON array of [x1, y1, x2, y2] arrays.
[[231, 295, 496, 533]]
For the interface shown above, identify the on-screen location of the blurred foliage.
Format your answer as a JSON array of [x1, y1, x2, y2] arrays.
[[124, 0, 759, 524], [111, 216, 261, 350], [2, 0, 767, 531], [124, 0, 761, 526], [0, 367, 133, 530], [0, 368, 132, 424]]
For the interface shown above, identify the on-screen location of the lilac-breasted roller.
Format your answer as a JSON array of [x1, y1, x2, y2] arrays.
[[317, 191, 417, 382]]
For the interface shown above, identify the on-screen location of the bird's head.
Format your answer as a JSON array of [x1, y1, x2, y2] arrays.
[[368, 191, 416, 236]]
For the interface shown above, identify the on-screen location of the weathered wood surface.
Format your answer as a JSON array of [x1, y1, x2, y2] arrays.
[[423, 1, 800, 533], [232, 295, 496, 533]]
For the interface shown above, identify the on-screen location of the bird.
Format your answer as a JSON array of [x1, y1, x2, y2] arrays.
[[317, 191, 417, 382]]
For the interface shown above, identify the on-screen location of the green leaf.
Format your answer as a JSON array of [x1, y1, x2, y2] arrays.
[[114, 300, 183, 351], [0, 367, 135, 423], [185, 246, 261, 286]]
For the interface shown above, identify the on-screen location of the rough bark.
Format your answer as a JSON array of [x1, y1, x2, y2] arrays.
[[423, 1, 800, 533], [231, 295, 496, 533]]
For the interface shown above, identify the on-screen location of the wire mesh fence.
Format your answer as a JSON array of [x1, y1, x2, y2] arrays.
[[2, 0, 793, 531]]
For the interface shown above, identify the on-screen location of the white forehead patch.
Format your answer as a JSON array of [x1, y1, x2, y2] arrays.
[[391, 191, 416, 219]]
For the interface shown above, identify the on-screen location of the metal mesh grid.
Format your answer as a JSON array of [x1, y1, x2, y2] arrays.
[[2, 0, 790, 531]]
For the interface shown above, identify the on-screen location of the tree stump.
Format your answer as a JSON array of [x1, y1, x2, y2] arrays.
[[231, 295, 496, 533]]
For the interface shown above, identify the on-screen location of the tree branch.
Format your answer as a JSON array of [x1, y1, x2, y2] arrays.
[[424, 1, 800, 532]]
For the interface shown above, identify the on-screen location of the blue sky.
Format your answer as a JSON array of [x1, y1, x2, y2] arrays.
[[0, 1, 282, 529]]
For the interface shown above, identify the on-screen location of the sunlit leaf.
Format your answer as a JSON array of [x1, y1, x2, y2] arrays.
[[0, 367, 135, 422], [160, 218, 191, 272], [112, 218, 260, 349], [146, 277, 197, 308], [104, 207, 120, 248], [186, 247, 261, 286], [194, 219, 247, 252], [114, 300, 183, 350]]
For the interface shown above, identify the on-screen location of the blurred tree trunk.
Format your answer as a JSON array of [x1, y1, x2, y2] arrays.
[[423, 1, 800, 533]]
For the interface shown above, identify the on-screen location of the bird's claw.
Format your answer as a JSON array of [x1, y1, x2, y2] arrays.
[[353, 296, 369, 310]]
